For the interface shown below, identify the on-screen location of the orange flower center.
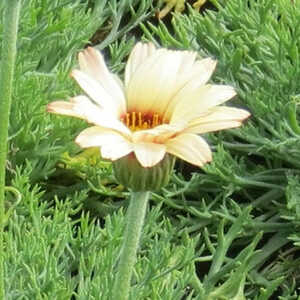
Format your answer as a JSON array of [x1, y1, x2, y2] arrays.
[[121, 111, 163, 131]]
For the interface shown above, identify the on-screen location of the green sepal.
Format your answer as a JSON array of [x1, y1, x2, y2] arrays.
[[113, 153, 175, 191]]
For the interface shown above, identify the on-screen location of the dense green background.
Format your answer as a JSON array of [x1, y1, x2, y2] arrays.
[[1, 0, 300, 298]]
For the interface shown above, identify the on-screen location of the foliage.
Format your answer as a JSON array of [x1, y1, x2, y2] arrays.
[[1, 0, 300, 298]]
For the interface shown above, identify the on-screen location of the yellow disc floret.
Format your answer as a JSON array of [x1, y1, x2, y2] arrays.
[[122, 111, 163, 131]]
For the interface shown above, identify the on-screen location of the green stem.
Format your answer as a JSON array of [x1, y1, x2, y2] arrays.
[[0, 1, 21, 298], [287, 102, 300, 135], [112, 191, 150, 300]]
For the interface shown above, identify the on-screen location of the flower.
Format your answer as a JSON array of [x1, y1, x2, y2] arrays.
[[47, 42, 250, 169], [157, 0, 207, 19]]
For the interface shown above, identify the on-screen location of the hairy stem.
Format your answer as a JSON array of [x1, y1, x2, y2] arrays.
[[112, 191, 150, 300], [0, 0, 21, 297]]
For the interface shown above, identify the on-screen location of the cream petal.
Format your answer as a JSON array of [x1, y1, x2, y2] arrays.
[[166, 133, 212, 167], [78, 47, 126, 111], [163, 58, 217, 120], [75, 126, 133, 160], [182, 58, 217, 86], [176, 58, 217, 90], [170, 84, 237, 124], [100, 143, 133, 161], [177, 51, 197, 74], [47, 100, 82, 117], [184, 106, 251, 134], [133, 142, 166, 167], [47, 96, 131, 135], [125, 42, 156, 87], [83, 110, 131, 136], [47, 95, 103, 121], [132, 123, 185, 144], [71, 69, 124, 116], [126, 49, 191, 116], [186, 121, 245, 134], [76, 126, 122, 147]]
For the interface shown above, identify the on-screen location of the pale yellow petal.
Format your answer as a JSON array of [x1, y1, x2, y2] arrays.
[[47, 95, 102, 121], [75, 126, 133, 160], [101, 140, 133, 161], [132, 123, 185, 144], [184, 106, 251, 134], [166, 133, 212, 167], [71, 69, 124, 116], [78, 47, 126, 112], [100, 140, 133, 161], [47, 101, 81, 117], [133, 143, 166, 167], [125, 42, 156, 86], [177, 58, 217, 88], [163, 58, 217, 120], [75, 126, 124, 147], [47, 96, 131, 135], [177, 51, 197, 74], [170, 84, 237, 124], [188, 121, 245, 134], [126, 49, 192, 116]]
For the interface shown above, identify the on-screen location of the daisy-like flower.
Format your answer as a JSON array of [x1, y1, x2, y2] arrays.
[[47, 42, 250, 170]]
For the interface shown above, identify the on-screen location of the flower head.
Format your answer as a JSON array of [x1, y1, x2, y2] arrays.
[[47, 43, 250, 169], [157, 0, 208, 19]]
